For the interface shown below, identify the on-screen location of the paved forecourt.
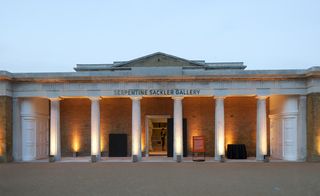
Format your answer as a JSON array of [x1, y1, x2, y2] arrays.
[[0, 162, 319, 196]]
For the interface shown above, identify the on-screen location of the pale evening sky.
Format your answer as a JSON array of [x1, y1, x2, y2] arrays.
[[0, 0, 319, 72]]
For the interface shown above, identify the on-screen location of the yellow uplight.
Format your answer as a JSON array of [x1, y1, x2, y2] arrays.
[[100, 135, 104, 152], [316, 136, 320, 155], [141, 133, 145, 152], [0, 142, 3, 156], [225, 131, 234, 148], [72, 131, 80, 152]]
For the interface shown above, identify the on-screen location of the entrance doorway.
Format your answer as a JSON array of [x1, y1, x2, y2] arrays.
[[145, 115, 170, 157]]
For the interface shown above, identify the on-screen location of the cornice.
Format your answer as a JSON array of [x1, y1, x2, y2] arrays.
[[0, 67, 319, 83]]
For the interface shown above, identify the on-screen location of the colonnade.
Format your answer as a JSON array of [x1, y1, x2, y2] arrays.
[[48, 96, 269, 162]]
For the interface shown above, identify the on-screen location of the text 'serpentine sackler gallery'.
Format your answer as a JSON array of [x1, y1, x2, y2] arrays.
[[1, 52, 320, 163]]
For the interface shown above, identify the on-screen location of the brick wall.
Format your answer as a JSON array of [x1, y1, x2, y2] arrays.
[[183, 97, 215, 156], [59, 96, 270, 158], [100, 98, 132, 156], [224, 97, 257, 157], [60, 98, 91, 156], [0, 96, 12, 162], [307, 93, 320, 161]]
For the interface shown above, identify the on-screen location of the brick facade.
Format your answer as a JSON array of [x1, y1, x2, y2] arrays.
[[60, 98, 91, 156], [0, 96, 12, 162], [100, 98, 132, 156], [58, 96, 269, 158], [225, 97, 257, 157], [183, 97, 215, 156], [307, 93, 320, 161]]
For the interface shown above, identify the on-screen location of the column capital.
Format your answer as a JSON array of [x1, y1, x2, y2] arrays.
[[172, 96, 184, 101], [256, 96, 268, 100], [214, 96, 225, 100], [299, 95, 307, 99], [49, 97, 61, 102], [89, 96, 102, 101], [130, 96, 142, 101]]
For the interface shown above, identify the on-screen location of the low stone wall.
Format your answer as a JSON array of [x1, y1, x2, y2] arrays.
[[0, 96, 12, 162], [307, 93, 320, 161]]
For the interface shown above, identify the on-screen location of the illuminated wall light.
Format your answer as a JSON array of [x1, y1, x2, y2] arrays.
[[190, 130, 199, 149], [141, 132, 145, 152], [72, 131, 80, 152], [316, 136, 320, 155], [0, 140, 3, 156], [0, 128, 3, 156], [100, 135, 104, 152], [225, 131, 234, 148]]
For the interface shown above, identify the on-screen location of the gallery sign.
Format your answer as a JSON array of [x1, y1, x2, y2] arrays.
[[113, 89, 200, 96]]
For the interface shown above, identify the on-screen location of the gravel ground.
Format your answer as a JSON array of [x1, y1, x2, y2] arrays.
[[0, 162, 320, 196]]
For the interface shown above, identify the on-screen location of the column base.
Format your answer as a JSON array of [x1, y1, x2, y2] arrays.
[[91, 155, 100, 163], [176, 155, 182, 163], [132, 155, 138, 162], [256, 154, 264, 161], [0, 156, 6, 163], [215, 155, 225, 162], [49, 155, 55, 162]]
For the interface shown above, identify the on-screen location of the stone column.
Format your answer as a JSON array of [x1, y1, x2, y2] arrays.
[[173, 96, 184, 161], [256, 96, 267, 161], [90, 97, 101, 160], [215, 96, 225, 160], [131, 97, 142, 162], [297, 95, 307, 161], [49, 98, 61, 161]]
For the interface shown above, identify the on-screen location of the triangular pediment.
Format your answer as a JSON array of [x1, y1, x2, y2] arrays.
[[113, 52, 204, 68]]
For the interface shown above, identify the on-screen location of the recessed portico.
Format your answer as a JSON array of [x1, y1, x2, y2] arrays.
[[2, 52, 318, 163], [8, 94, 305, 163]]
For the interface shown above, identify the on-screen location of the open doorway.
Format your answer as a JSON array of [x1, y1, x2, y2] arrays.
[[145, 115, 170, 157]]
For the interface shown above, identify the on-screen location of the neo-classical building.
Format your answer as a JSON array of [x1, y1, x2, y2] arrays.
[[0, 52, 320, 162]]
